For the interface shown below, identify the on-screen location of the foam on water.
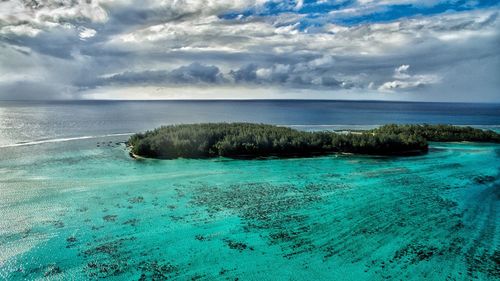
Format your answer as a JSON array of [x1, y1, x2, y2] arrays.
[[0, 138, 498, 280], [0, 133, 133, 148]]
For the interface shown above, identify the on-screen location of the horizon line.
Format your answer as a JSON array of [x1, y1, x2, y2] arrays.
[[1, 99, 499, 104]]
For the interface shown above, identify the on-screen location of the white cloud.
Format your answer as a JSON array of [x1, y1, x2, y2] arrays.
[[107, 8, 499, 60], [0, 25, 41, 37], [255, 64, 291, 80], [294, 0, 304, 11], [0, 0, 108, 30], [378, 64, 441, 91], [78, 27, 97, 40], [394, 65, 411, 79], [0, 0, 269, 38]]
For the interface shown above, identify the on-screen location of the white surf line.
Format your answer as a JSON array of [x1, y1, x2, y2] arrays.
[[282, 124, 500, 127], [281, 124, 500, 130], [280, 124, 378, 126], [0, 133, 134, 148], [279, 125, 381, 130], [279, 124, 379, 127]]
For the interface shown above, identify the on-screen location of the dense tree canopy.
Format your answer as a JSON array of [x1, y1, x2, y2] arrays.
[[128, 123, 433, 159], [370, 124, 500, 143], [128, 123, 499, 159]]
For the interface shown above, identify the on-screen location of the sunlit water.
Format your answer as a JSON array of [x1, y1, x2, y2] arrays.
[[0, 101, 499, 280]]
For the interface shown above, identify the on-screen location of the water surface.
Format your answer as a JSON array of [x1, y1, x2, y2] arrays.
[[1, 100, 499, 147], [0, 101, 499, 280]]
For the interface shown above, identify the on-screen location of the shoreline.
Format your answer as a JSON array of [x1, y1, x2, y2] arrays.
[[128, 146, 146, 160], [127, 145, 428, 161]]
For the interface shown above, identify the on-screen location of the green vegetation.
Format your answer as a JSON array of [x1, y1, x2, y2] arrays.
[[127, 123, 428, 159], [128, 123, 500, 159], [370, 124, 500, 143]]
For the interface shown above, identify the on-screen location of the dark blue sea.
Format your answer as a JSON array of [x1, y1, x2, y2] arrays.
[[1, 100, 499, 147]]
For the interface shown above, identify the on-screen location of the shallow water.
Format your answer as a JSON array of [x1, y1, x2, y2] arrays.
[[0, 137, 498, 280], [1, 100, 499, 280]]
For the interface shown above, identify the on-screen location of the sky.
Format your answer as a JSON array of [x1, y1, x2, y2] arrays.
[[0, 0, 499, 101]]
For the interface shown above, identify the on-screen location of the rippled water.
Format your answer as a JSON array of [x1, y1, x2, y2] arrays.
[[0, 137, 498, 280], [0, 101, 499, 280]]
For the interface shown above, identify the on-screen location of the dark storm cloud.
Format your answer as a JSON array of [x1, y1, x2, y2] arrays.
[[94, 59, 356, 90], [100, 70, 169, 85], [96, 63, 225, 86], [230, 64, 259, 83], [169, 63, 225, 84], [228, 63, 352, 89]]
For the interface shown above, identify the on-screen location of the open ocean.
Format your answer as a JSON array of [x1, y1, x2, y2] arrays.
[[0, 100, 499, 280]]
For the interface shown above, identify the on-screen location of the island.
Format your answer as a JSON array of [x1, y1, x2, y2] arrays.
[[127, 123, 500, 159]]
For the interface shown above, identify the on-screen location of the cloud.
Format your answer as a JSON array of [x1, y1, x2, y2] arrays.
[[394, 65, 410, 79], [378, 64, 441, 91], [0, 0, 499, 101], [227, 62, 356, 89], [98, 62, 225, 85], [78, 27, 97, 40], [0, 0, 108, 32], [0, 24, 41, 37], [230, 64, 259, 83], [169, 62, 225, 83]]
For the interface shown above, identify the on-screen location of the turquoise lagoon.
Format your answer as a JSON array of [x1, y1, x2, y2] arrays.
[[0, 136, 498, 280]]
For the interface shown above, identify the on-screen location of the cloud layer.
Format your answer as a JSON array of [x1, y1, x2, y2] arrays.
[[0, 0, 499, 101]]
